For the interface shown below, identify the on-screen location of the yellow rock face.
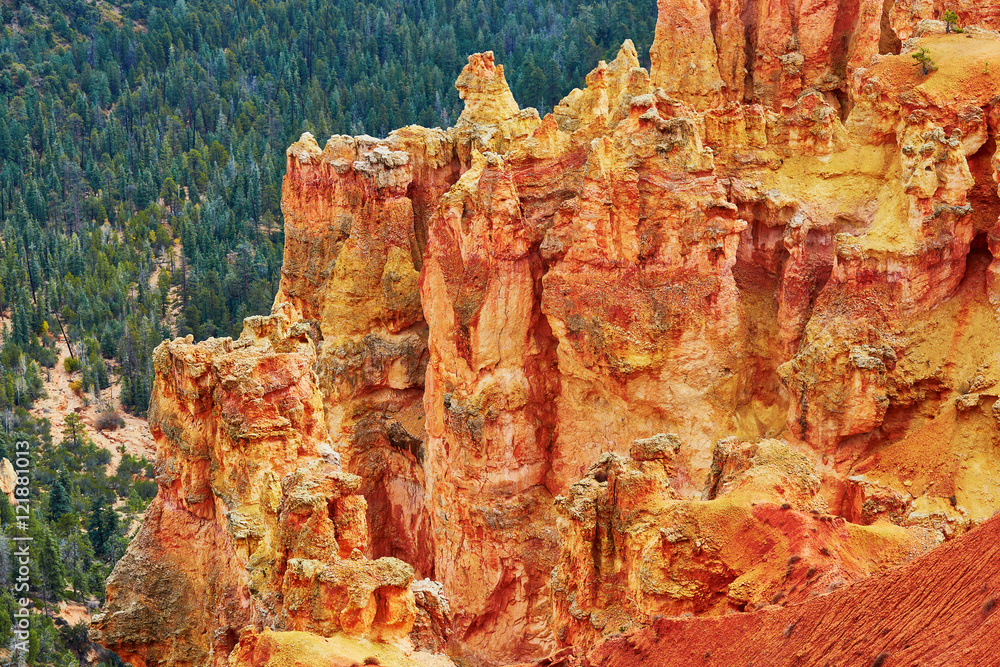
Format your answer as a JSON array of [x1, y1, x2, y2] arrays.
[[98, 5, 1000, 667], [0, 457, 15, 503]]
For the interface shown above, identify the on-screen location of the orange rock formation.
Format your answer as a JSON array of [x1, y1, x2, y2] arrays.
[[91, 308, 419, 666], [94, 4, 1000, 667], [585, 511, 1000, 666]]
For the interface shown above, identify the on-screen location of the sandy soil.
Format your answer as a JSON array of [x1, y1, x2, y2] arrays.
[[56, 600, 96, 626], [30, 340, 156, 473]]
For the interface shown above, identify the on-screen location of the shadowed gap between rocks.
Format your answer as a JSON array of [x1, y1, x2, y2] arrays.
[[879, 0, 903, 55], [964, 133, 1000, 289], [966, 135, 1000, 230], [964, 231, 995, 283], [798, 227, 835, 327], [353, 157, 463, 577], [741, 0, 761, 103], [732, 215, 791, 438], [831, 0, 864, 120], [406, 152, 464, 271]]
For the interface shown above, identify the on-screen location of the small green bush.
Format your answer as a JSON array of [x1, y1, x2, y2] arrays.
[[912, 47, 938, 76], [943, 9, 960, 33]]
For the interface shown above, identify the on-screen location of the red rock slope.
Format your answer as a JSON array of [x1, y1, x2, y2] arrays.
[[586, 511, 1000, 667]]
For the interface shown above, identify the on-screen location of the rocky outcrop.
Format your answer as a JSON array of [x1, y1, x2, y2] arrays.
[[549, 436, 937, 647], [98, 4, 1000, 667], [420, 148, 561, 657], [584, 511, 1000, 667], [91, 307, 419, 666], [889, 1, 1000, 41], [0, 457, 15, 503], [650, 0, 882, 112], [278, 128, 453, 579]]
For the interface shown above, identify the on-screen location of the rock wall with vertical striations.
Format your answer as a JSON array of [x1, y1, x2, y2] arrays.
[[96, 3, 1000, 666], [90, 307, 420, 667]]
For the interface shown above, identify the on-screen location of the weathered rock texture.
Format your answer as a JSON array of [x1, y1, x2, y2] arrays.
[[98, 3, 1000, 666], [0, 457, 16, 503], [584, 510, 1000, 667], [91, 307, 420, 666]]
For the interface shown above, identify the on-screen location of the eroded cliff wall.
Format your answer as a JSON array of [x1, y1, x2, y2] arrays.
[[95, 3, 1000, 666]]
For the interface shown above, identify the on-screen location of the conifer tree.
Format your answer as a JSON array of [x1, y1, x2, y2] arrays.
[[49, 477, 71, 522], [912, 47, 938, 76], [37, 526, 66, 605], [62, 413, 85, 450], [943, 9, 959, 33]]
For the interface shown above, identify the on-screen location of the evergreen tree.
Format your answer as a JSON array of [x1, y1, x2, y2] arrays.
[[0, 603, 12, 648], [37, 526, 66, 605], [912, 48, 938, 76], [943, 9, 959, 33], [49, 477, 71, 522], [62, 413, 85, 450], [0, 493, 14, 527], [87, 498, 119, 561]]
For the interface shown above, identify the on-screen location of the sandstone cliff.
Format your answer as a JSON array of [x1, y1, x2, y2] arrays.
[[95, 3, 1000, 666]]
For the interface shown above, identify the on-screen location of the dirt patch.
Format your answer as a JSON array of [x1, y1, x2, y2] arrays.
[[30, 341, 156, 474], [56, 600, 96, 626]]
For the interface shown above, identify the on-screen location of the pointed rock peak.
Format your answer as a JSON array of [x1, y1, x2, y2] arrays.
[[287, 131, 322, 163], [512, 112, 571, 160], [455, 51, 521, 126], [615, 39, 640, 68], [531, 112, 562, 145], [553, 39, 651, 135], [467, 147, 489, 179], [585, 40, 645, 91], [649, 0, 726, 110]]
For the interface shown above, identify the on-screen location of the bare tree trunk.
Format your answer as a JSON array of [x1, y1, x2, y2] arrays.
[[56, 316, 75, 359]]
